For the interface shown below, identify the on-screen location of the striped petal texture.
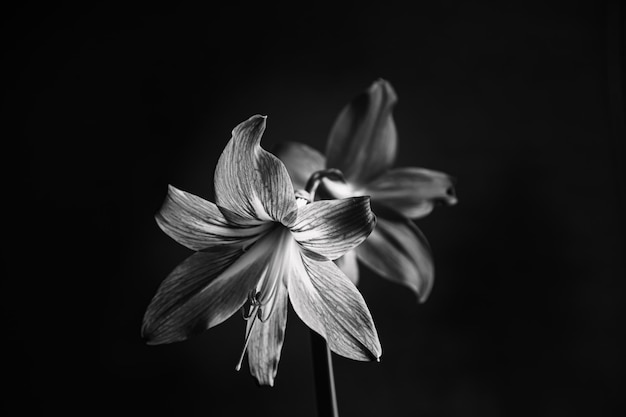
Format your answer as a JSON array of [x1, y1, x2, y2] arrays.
[[156, 185, 272, 251], [290, 197, 376, 261], [215, 115, 297, 224], [288, 252, 381, 361]]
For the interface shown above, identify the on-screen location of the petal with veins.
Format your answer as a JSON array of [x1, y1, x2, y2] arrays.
[[365, 167, 457, 219], [142, 228, 281, 345], [246, 281, 288, 387], [288, 252, 381, 361], [215, 115, 297, 224], [326, 79, 398, 186], [272, 142, 326, 190], [356, 218, 434, 302], [290, 197, 375, 261], [156, 185, 272, 251]]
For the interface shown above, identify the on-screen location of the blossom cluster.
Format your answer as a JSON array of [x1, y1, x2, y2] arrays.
[[142, 80, 456, 386]]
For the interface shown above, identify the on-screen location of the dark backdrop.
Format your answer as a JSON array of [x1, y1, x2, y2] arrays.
[[4, 1, 625, 416]]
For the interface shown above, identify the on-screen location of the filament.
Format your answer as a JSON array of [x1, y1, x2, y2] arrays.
[[235, 304, 259, 371]]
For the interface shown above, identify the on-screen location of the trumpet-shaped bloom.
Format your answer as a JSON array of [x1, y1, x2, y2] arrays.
[[274, 80, 457, 302], [142, 115, 381, 386]]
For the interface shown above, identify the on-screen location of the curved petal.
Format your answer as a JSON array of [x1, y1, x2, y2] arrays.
[[142, 230, 280, 345], [326, 79, 398, 186], [335, 250, 359, 285], [155, 185, 273, 251], [272, 142, 326, 190], [288, 253, 381, 361], [290, 197, 375, 261], [215, 115, 297, 224], [246, 281, 288, 387], [365, 167, 458, 219], [356, 218, 434, 302]]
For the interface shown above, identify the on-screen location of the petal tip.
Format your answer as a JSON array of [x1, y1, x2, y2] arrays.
[[232, 114, 267, 136], [369, 78, 397, 104], [419, 284, 434, 303], [140, 324, 159, 345]]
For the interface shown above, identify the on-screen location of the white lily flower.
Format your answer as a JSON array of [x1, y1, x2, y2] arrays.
[[274, 80, 457, 302], [142, 115, 381, 386]]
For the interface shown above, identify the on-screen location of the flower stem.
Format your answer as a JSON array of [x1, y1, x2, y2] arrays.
[[305, 170, 343, 417], [310, 330, 339, 417]]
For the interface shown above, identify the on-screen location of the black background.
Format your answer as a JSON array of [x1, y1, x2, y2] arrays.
[[4, 1, 625, 416]]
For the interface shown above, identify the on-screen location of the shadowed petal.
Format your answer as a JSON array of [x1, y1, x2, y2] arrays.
[[335, 250, 359, 285], [365, 167, 457, 219], [356, 218, 434, 302], [288, 253, 381, 361], [142, 231, 279, 344], [247, 281, 288, 387], [326, 79, 398, 186], [272, 142, 326, 190], [290, 197, 375, 261], [156, 185, 273, 251], [215, 115, 297, 224]]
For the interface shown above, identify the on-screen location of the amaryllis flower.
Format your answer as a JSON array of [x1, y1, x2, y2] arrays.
[[274, 80, 457, 302], [142, 115, 381, 386]]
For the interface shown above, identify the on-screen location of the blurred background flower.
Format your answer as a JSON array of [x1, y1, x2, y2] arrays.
[[275, 79, 457, 301]]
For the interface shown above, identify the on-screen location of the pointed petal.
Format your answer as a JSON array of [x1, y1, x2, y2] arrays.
[[335, 250, 359, 285], [272, 142, 326, 190], [326, 79, 398, 186], [215, 115, 297, 224], [290, 197, 375, 261], [288, 254, 381, 361], [142, 231, 280, 344], [247, 282, 288, 387], [356, 218, 434, 302], [365, 167, 457, 219], [155, 185, 272, 251]]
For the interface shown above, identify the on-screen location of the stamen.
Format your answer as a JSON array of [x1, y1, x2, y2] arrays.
[[258, 285, 278, 323], [235, 305, 259, 371], [241, 295, 260, 319]]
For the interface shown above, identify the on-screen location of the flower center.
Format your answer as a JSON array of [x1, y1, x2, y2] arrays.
[[254, 227, 294, 316], [235, 224, 296, 371]]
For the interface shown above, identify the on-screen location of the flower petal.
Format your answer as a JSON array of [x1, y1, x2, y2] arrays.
[[155, 185, 272, 251], [215, 115, 297, 224], [272, 142, 326, 190], [288, 254, 381, 361], [290, 197, 375, 261], [335, 250, 359, 285], [356, 218, 434, 302], [325, 79, 398, 186], [365, 167, 458, 219], [142, 230, 280, 344], [246, 281, 288, 387]]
